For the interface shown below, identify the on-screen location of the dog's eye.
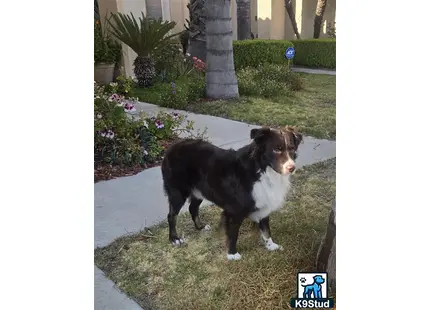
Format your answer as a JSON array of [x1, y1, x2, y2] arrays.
[[273, 146, 283, 153]]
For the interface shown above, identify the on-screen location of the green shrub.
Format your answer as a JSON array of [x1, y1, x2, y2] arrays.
[[237, 67, 258, 96], [134, 75, 205, 108], [237, 64, 304, 97], [238, 68, 286, 98], [94, 19, 121, 64], [104, 72, 135, 97], [187, 76, 206, 102], [287, 73, 304, 91], [153, 41, 183, 82], [233, 39, 294, 69], [158, 82, 189, 109], [291, 39, 336, 69]]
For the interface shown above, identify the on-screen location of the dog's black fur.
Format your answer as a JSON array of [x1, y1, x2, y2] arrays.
[[161, 126, 303, 258]]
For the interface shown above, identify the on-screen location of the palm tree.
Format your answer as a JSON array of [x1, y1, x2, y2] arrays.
[[205, 0, 239, 99], [107, 12, 180, 87], [184, 0, 207, 62], [236, 0, 251, 40], [313, 0, 327, 38], [284, 0, 301, 40]]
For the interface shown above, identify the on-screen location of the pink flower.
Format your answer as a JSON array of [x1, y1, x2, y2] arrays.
[[109, 94, 121, 102], [155, 120, 164, 129], [98, 129, 115, 139], [124, 102, 136, 113]]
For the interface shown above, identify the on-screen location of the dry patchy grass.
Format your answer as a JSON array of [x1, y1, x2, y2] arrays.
[[95, 158, 336, 310]]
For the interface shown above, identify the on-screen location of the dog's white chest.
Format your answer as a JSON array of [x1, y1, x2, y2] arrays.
[[249, 167, 291, 222]]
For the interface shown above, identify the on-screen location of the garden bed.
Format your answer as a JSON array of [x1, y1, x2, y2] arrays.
[[94, 78, 207, 184], [94, 158, 336, 310], [94, 136, 181, 183]]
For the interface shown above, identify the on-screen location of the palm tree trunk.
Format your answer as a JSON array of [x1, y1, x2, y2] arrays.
[[205, 0, 239, 100], [313, 0, 327, 38], [284, 0, 301, 40], [236, 0, 251, 40], [133, 56, 155, 87]]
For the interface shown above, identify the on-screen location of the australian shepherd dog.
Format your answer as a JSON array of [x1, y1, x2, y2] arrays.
[[161, 125, 303, 260]]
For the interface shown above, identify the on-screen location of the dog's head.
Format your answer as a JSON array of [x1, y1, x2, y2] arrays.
[[250, 125, 303, 175], [313, 275, 325, 284]]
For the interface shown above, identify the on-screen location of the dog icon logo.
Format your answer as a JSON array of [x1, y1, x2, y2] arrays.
[[300, 274, 325, 298], [290, 272, 334, 308]]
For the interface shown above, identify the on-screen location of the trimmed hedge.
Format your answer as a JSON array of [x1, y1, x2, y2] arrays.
[[233, 39, 336, 70], [233, 39, 294, 70], [291, 39, 336, 69]]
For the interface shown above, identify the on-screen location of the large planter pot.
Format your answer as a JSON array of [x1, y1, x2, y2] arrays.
[[94, 63, 115, 84]]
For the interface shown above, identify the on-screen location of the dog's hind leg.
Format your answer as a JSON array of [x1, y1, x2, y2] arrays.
[[189, 197, 210, 231], [167, 189, 188, 246]]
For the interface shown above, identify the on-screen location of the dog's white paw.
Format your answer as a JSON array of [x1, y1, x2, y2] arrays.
[[171, 238, 185, 246], [203, 224, 211, 231], [266, 242, 280, 251], [264, 238, 282, 251], [227, 252, 242, 261]]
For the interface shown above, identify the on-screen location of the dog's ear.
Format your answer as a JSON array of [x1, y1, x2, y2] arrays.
[[250, 127, 271, 142], [293, 131, 303, 150], [285, 125, 303, 150]]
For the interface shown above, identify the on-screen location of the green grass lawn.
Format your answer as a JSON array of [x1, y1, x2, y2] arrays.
[[187, 73, 336, 140], [94, 158, 336, 310]]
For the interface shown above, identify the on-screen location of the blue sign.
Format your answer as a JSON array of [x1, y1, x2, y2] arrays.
[[285, 47, 295, 60]]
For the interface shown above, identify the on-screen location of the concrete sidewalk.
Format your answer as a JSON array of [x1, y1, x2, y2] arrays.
[[94, 103, 336, 310], [292, 66, 336, 75]]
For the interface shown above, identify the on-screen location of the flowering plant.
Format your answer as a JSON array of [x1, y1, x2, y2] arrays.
[[192, 56, 206, 75], [94, 81, 208, 178], [104, 69, 135, 96]]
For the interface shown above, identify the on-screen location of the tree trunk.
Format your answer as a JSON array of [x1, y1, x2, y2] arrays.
[[205, 0, 239, 99], [284, 0, 301, 40], [313, 0, 327, 39], [316, 199, 336, 293], [236, 0, 251, 40], [186, 0, 207, 62]]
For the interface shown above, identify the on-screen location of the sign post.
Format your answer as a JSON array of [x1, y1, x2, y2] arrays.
[[285, 47, 295, 70]]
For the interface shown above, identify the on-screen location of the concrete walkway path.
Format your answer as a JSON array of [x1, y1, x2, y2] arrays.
[[292, 66, 336, 75], [94, 102, 336, 310]]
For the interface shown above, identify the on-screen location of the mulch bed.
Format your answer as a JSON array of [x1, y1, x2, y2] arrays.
[[94, 137, 182, 183]]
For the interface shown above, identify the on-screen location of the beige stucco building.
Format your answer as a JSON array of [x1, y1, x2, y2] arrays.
[[97, 0, 336, 77]]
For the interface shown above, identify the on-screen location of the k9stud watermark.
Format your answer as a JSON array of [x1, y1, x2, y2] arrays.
[[290, 272, 335, 308]]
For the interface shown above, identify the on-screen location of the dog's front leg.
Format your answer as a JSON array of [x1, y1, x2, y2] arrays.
[[225, 213, 244, 261], [259, 216, 281, 251]]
